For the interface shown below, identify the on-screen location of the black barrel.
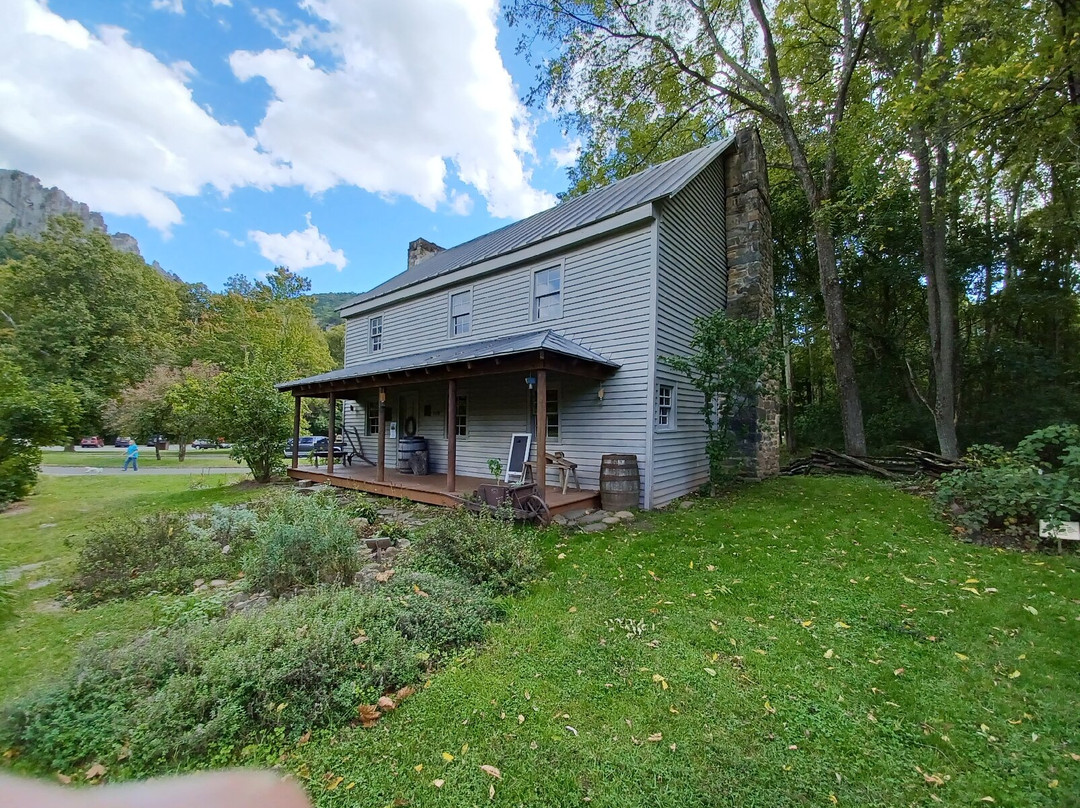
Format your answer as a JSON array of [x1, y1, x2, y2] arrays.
[[600, 454, 640, 510], [397, 436, 427, 473]]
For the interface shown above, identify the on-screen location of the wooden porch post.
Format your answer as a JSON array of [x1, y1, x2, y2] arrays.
[[377, 387, 386, 482], [327, 393, 336, 475], [446, 378, 457, 492], [536, 369, 547, 495], [291, 395, 301, 469]]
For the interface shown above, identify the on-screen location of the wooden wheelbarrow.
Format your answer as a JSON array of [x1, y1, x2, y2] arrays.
[[451, 480, 551, 525]]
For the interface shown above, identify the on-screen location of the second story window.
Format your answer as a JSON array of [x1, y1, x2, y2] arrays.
[[450, 290, 471, 336], [370, 316, 382, 352], [533, 266, 562, 321]]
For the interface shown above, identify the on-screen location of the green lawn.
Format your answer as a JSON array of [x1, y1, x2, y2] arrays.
[[40, 448, 248, 468], [0, 475, 270, 701], [2, 476, 1078, 806]]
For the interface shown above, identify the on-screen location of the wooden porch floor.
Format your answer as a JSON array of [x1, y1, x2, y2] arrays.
[[286, 463, 601, 515]]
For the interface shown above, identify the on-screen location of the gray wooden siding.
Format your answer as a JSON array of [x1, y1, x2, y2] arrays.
[[340, 223, 657, 505], [651, 158, 728, 507]]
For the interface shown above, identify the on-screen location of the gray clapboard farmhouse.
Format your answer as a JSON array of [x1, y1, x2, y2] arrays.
[[278, 129, 777, 512]]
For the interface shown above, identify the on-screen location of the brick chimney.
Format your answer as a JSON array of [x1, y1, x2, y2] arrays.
[[407, 237, 444, 268]]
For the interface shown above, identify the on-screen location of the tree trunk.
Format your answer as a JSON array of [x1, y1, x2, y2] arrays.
[[812, 215, 867, 455], [912, 128, 960, 459], [178, 439, 187, 462]]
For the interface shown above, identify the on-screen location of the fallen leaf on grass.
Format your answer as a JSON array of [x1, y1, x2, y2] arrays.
[[358, 704, 381, 728], [652, 674, 669, 690], [395, 685, 416, 701], [442, 752, 454, 762], [374, 569, 394, 583], [834, 621, 850, 629], [704, 667, 717, 676], [56, 773, 72, 785], [647, 733, 663, 742], [568, 606, 577, 613], [1008, 670, 1021, 679], [298, 731, 311, 745], [415, 764, 423, 772], [480, 765, 502, 779], [916, 766, 945, 786], [489, 783, 496, 800], [518, 714, 525, 724], [1023, 605, 1038, 616], [955, 653, 968, 661], [979, 796, 996, 802], [352, 631, 369, 645], [824, 649, 834, 659], [566, 726, 579, 736], [894, 668, 905, 676], [432, 779, 445, 788], [84, 763, 107, 781], [325, 776, 344, 791], [378, 695, 397, 711], [413, 584, 429, 597]]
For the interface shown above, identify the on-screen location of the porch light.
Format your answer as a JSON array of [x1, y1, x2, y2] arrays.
[[597, 384, 606, 402], [525, 375, 536, 389]]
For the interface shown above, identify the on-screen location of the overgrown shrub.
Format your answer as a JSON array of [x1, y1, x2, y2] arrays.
[[242, 493, 361, 596], [71, 511, 243, 604], [935, 423, 1080, 542], [405, 508, 539, 596], [1, 585, 497, 773]]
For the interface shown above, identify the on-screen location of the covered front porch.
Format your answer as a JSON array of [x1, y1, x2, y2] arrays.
[[286, 463, 600, 515], [277, 330, 618, 512]]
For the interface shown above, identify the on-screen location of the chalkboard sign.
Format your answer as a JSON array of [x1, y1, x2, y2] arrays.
[[504, 433, 532, 482]]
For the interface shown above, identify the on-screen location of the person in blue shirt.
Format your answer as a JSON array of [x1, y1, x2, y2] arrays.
[[123, 440, 140, 471]]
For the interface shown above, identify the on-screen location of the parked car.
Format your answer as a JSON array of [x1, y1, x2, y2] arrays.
[[79, 436, 104, 448], [312, 437, 347, 454], [284, 436, 319, 457], [191, 438, 217, 449], [146, 435, 168, 448], [114, 436, 133, 448]]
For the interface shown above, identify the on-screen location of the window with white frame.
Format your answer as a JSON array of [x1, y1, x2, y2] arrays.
[[532, 265, 562, 321], [656, 384, 676, 430], [529, 388, 559, 440], [455, 395, 468, 437], [370, 316, 382, 352], [450, 290, 471, 336], [366, 402, 379, 435]]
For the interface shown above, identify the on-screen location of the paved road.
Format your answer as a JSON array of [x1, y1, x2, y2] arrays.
[[40, 466, 251, 477]]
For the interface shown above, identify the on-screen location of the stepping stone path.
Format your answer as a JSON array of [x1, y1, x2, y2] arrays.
[[553, 508, 636, 532]]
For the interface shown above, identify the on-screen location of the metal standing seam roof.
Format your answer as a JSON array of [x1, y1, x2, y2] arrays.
[[276, 330, 620, 391], [340, 136, 735, 310]]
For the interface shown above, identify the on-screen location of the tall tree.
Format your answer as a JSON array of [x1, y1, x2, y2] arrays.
[[510, 0, 873, 454], [0, 216, 183, 434]]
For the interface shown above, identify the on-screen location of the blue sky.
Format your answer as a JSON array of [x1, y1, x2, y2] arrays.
[[1, 0, 580, 294]]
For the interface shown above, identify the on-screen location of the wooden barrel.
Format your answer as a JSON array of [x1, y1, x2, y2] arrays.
[[397, 436, 427, 472], [600, 454, 640, 511]]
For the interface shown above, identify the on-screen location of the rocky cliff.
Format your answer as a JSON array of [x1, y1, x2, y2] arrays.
[[0, 169, 142, 257]]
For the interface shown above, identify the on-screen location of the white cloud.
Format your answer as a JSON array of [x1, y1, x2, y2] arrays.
[[0, 0, 554, 233], [248, 213, 346, 271], [0, 0, 284, 231], [151, 0, 184, 14], [550, 137, 581, 169], [232, 0, 556, 219]]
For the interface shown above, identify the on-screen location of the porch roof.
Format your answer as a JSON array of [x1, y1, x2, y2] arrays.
[[276, 330, 620, 396]]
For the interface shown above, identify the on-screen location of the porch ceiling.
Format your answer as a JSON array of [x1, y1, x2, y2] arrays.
[[276, 329, 619, 397]]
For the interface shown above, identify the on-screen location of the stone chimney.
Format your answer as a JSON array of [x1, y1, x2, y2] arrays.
[[725, 128, 779, 478], [407, 237, 444, 268]]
